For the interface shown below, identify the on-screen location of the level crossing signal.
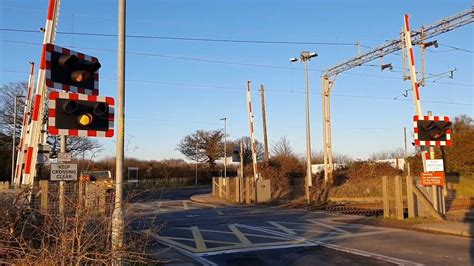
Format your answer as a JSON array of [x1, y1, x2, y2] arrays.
[[414, 115, 452, 146], [45, 43, 100, 95], [48, 92, 114, 137]]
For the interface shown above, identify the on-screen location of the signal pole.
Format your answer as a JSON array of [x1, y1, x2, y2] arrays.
[[112, 0, 126, 256]]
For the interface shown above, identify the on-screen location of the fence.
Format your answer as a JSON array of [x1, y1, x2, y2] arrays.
[[212, 176, 271, 203], [124, 177, 198, 189]]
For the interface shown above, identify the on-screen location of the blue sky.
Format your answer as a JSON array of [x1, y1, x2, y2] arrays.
[[1, 0, 472, 161]]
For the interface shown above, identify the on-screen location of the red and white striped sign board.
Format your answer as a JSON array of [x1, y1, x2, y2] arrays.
[[413, 115, 452, 146], [44, 43, 99, 95], [48, 91, 114, 137]]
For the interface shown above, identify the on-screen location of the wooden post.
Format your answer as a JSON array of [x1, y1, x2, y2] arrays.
[[382, 176, 389, 218], [212, 177, 215, 197], [225, 177, 230, 201], [395, 175, 404, 220], [260, 85, 270, 162], [245, 177, 251, 204], [235, 177, 240, 203], [406, 170, 415, 218], [39, 180, 49, 212], [218, 177, 223, 199]]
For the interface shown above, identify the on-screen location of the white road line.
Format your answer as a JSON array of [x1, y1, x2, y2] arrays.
[[306, 219, 351, 234], [234, 223, 419, 266]]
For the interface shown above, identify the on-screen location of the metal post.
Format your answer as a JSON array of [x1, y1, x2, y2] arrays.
[[427, 111, 439, 212], [195, 142, 198, 186], [112, 0, 126, 255], [322, 78, 328, 183], [59, 135, 66, 216], [260, 85, 269, 162], [221, 117, 228, 198], [303, 59, 312, 203], [405, 127, 415, 218]]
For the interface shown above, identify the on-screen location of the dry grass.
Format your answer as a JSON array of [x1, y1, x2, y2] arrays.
[[0, 186, 164, 265]]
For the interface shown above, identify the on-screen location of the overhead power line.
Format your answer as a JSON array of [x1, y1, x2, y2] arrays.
[[438, 44, 473, 53], [1, 69, 470, 106], [0, 28, 358, 46], [2, 38, 473, 88]]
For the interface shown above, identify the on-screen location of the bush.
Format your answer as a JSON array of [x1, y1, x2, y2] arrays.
[[0, 187, 161, 264]]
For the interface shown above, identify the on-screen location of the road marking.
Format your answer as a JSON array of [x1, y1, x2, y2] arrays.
[[191, 226, 207, 252], [267, 221, 297, 235], [197, 242, 319, 257], [253, 226, 328, 234], [228, 224, 252, 246], [174, 227, 294, 240], [306, 219, 351, 234], [161, 236, 237, 245], [216, 210, 224, 215], [182, 201, 189, 210], [234, 224, 420, 266], [312, 241, 423, 266]]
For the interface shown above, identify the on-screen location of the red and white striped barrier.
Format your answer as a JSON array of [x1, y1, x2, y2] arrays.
[[22, 0, 59, 185], [13, 63, 35, 185], [413, 115, 452, 146], [45, 43, 99, 96], [48, 91, 114, 137], [246, 81, 259, 183], [404, 14, 423, 116]]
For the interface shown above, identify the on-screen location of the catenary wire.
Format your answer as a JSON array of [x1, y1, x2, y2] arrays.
[[1, 38, 472, 88]]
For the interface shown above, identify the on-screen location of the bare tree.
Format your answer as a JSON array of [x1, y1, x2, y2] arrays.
[[272, 136, 294, 157], [48, 136, 103, 160], [0, 82, 27, 137], [234, 136, 264, 165], [177, 129, 230, 168]]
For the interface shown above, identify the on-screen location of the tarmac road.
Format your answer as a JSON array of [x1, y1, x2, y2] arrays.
[[127, 186, 473, 265]]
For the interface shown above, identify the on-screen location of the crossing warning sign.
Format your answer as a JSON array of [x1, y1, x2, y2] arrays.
[[51, 163, 78, 181]]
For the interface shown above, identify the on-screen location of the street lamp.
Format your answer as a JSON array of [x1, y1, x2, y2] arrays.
[[220, 117, 227, 179], [11, 95, 25, 184], [290, 51, 318, 203]]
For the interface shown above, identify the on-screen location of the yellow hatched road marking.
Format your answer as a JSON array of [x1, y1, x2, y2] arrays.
[[156, 236, 197, 252], [267, 221, 297, 235], [228, 224, 252, 246], [163, 236, 238, 245], [191, 226, 207, 252], [183, 201, 189, 210], [306, 219, 350, 234]]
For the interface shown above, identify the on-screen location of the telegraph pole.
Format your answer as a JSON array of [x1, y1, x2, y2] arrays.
[[260, 85, 269, 162], [112, 0, 126, 256]]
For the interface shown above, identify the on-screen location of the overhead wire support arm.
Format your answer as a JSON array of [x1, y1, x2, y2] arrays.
[[323, 8, 473, 78]]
